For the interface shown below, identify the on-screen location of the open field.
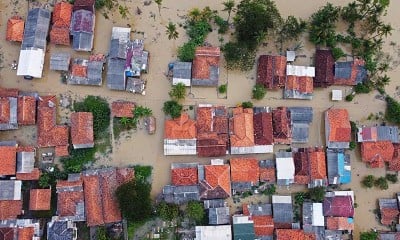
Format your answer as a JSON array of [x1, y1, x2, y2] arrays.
[[1, 0, 400, 238]]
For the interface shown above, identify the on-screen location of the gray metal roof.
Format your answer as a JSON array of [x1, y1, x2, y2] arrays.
[[245, 203, 272, 216], [72, 32, 93, 52], [324, 230, 342, 240], [0, 97, 18, 130], [162, 185, 200, 204], [0, 181, 21, 200], [292, 123, 310, 143], [231, 182, 252, 193], [0, 140, 17, 146], [50, 53, 71, 71], [302, 202, 313, 228], [86, 61, 103, 85], [377, 126, 399, 143], [379, 198, 398, 209], [21, 8, 51, 50], [204, 199, 225, 209], [379, 232, 400, 240], [47, 220, 74, 240], [288, 107, 313, 123], [106, 58, 126, 90], [284, 89, 313, 100], [16, 152, 35, 173], [126, 77, 145, 94], [109, 39, 127, 59], [259, 159, 274, 168], [334, 62, 352, 79], [272, 202, 293, 224], [355, 65, 367, 84], [173, 62, 192, 80], [208, 207, 230, 225]]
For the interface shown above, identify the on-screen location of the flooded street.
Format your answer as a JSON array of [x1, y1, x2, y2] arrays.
[[1, 0, 400, 238]]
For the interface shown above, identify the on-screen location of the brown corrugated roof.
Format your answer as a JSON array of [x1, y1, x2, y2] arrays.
[[71, 112, 94, 147], [29, 189, 51, 211], [111, 101, 135, 118], [272, 107, 292, 144], [171, 167, 198, 186], [230, 107, 255, 147], [17, 227, 34, 240], [256, 55, 286, 89], [361, 141, 394, 168], [56, 176, 84, 218], [17, 96, 36, 125], [230, 158, 259, 184], [164, 113, 196, 139], [0, 146, 16, 176], [326, 109, 351, 142], [53, 2, 73, 28], [192, 47, 220, 81], [0, 200, 22, 220], [6, 16, 24, 42], [50, 27, 70, 46], [326, 217, 354, 230], [314, 49, 334, 88], [0, 98, 11, 124], [380, 208, 399, 225], [294, 150, 310, 184], [254, 112, 273, 145]]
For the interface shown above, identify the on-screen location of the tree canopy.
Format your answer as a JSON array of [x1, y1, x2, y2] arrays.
[[156, 201, 179, 221], [360, 230, 378, 240], [169, 83, 186, 100], [163, 100, 183, 119], [385, 96, 400, 124], [186, 201, 205, 224], [308, 3, 341, 47]]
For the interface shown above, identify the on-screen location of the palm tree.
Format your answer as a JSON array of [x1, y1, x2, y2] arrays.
[[188, 8, 201, 22], [166, 22, 179, 40], [119, 5, 129, 19], [222, 0, 235, 23], [120, 117, 130, 126], [155, 0, 162, 16]]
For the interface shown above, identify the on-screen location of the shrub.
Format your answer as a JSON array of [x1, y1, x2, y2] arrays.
[[223, 42, 256, 71], [263, 184, 276, 195], [349, 141, 356, 150], [186, 201, 205, 224], [332, 47, 345, 60], [362, 175, 375, 188], [294, 192, 308, 205], [252, 84, 267, 100], [214, 15, 229, 34], [354, 83, 371, 94], [360, 230, 378, 240], [386, 174, 398, 183], [134, 165, 152, 182], [218, 84, 227, 94], [308, 186, 325, 202], [385, 96, 400, 124], [187, 20, 211, 45], [163, 100, 183, 119], [345, 94, 354, 102], [241, 101, 253, 108], [178, 41, 196, 61], [169, 83, 186, 100], [374, 176, 388, 190], [156, 201, 179, 221]]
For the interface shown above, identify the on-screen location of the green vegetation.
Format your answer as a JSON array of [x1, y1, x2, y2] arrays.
[[362, 175, 375, 188], [222, 0, 235, 23], [169, 83, 186, 100], [252, 84, 267, 100], [218, 84, 227, 94], [261, 184, 276, 195], [276, 15, 307, 51], [155, 0, 162, 15], [241, 101, 253, 108], [308, 186, 325, 202], [186, 201, 205, 224], [349, 141, 356, 150], [354, 83, 371, 94], [118, 5, 129, 19], [350, 121, 357, 133], [166, 22, 179, 40], [94, 0, 113, 10], [222, 42, 256, 71], [294, 192, 308, 205], [308, 3, 340, 47], [163, 100, 183, 119], [214, 15, 229, 34], [96, 227, 108, 240], [134, 165, 153, 182], [360, 230, 378, 240], [156, 201, 179, 221], [386, 174, 398, 184], [374, 176, 389, 190], [385, 96, 400, 124], [345, 94, 354, 102]]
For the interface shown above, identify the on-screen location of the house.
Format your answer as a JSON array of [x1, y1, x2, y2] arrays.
[[272, 195, 293, 228], [275, 229, 315, 240], [230, 158, 260, 193], [288, 107, 313, 143], [171, 163, 198, 186], [276, 151, 294, 186], [390, 144, 400, 171], [286, 65, 315, 77], [323, 195, 354, 217], [325, 109, 351, 148], [51, 2, 73, 45], [71, 112, 94, 149], [326, 217, 354, 231], [29, 189, 51, 211], [302, 202, 325, 233], [378, 232, 400, 240], [232, 215, 255, 240], [73, 0, 95, 12], [0, 180, 22, 220], [6, 16, 24, 42], [379, 198, 399, 225], [259, 160, 276, 183], [243, 203, 274, 239], [111, 101, 135, 118], [326, 149, 351, 185], [309, 147, 327, 188], [0, 145, 17, 176], [50, 53, 71, 72], [68, 55, 105, 85], [37, 96, 69, 157], [71, 9, 95, 51], [334, 59, 367, 85], [47, 218, 77, 240], [21, 8, 51, 50], [164, 114, 197, 155], [272, 107, 292, 144], [284, 76, 313, 100], [253, 107, 274, 152], [208, 206, 230, 225], [197, 105, 229, 157], [126, 77, 146, 95], [229, 107, 257, 154], [192, 47, 220, 87], [0, 219, 40, 240], [107, 58, 126, 90], [17, 48, 45, 78], [198, 161, 231, 200], [293, 148, 309, 185], [361, 141, 394, 168], [314, 49, 334, 88], [56, 174, 85, 222], [126, 39, 149, 77], [50, 26, 70, 46], [173, 62, 192, 86], [16, 146, 40, 181], [17, 95, 36, 125], [195, 225, 232, 240], [357, 126, 399, 143], [0, 90, 18, 131], [256, 55, 286, 89], [162, 185, 200, 205]]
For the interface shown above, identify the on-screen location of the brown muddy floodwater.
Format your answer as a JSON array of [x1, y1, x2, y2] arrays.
[[1, 0, 400, 238]]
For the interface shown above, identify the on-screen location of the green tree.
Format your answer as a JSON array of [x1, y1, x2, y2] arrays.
[[169, 83, 186, 100], [222, 42, 256, 71], [97, 227, 108, 240], [386, 174, 398, 184], [308, 3, 340, 47], [118, 5, 129, 19], [166, 22, 179, 40], [252, 84, 267, 100], [218, 84, 227, 94], [38, 173, 51, 188], [263, 184, 276, 195], [349, 141, 356, 150], [187, 201, 205, 224], [116, 180, 152, 222], [362, 175, 375, 188], [277, 16, 307, 51], [155, 0, 162, 16], [308, 186, 325, 202], [178, 41, 196, 61], [119, 117, 131, 127], [360, 230, 378, 240], [163, 100, 183, 119], [187, 8, 201, 23], [241, 101, 253, 108], [385, 96, 400, 124], [294, 192, 308, 205], [222, 0, 235, 23], [156, 201, 179, 221], [374, 176, 388, 190]]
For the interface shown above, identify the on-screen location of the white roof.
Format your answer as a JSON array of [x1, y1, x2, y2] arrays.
[[172, 78, 191, 86], [232, 215, 253, 224], [276, 155, 294, 180], [333, 191, 354, 202], [17, 49, 45, 78], [286, 65, 315, 77], [272, 195, 292, 204], [211, 159, 224, 165], [332, 90, 342, 101], [111, 27, 131, 41], [286, 51, 296, 62], [195, 225, 232, 240], [312, 203, 325, 226]]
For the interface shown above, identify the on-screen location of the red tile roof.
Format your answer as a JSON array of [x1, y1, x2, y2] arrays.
[[0, 98, 11, 124], [314, 49, 334, 88], [53, 2, 73, 28], [83, 174, 104, 226], [254, 112, 273, 145], [111, 101, 135, 118], [171, 167, 198, 186], [276, 229, 308, 240], [17, 96, 36, 125], [29, 189, 51, 211], [6, 16, 24, 42], [0, 88, 19, 97], [334, 59, 365, 86], [294, 150, 310, 185], [230, 107, 255, 147], [230, 158, 260, 184], [380, 208, 400, 225], [56, 177, 84, 218], [309, 148, 327, 180], [192, 47, 220, 81], [55, 145, 70, 157], [0, 227, 15, 240], [253, 215, 274, 237], [259, 167, 275, 183], [0, 146, 16, 175], [50, 27, 70, 45], [286, 76, 313, 93], [326, 217, 354, 231], [323, 196, 354, 217], [71, 64, 87, 77], [272, 107, 292, 144], [326, 109, 351, 142], [17, 227, 34, 240], [200, 164, 231, 199], [164, 113, 196, 139], [0, 200, 22, 220], [389, 143, 400, 171], [71, 112, 94, 147], [257, 55, 286, 89], [361, 141, 394, 168], [16, 168, 40, 181], [99, 170, 122, 224]]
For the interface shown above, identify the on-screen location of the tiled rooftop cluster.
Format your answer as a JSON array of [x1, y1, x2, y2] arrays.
[[71, 0, 95, 51], [293, 147, 327, 188], [50, 2, 73, 46], [68, 54, 106, 86]]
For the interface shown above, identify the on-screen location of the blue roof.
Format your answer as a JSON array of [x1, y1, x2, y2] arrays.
[[337, 152, 351, 184]]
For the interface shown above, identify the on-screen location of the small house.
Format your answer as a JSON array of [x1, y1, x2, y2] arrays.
[[275, 229, 314, 240], [314, 49, 334, 88], [288, 107, 313, 143], [332, 90, 342, 101], [173, 62, 192, 86], [126, 77, 146, 95], [357, 126, 399, 143], [17, 49, 45, 79], [302, 202, 325, 233], [71, 112, 94, 149], [284, 75, 313, 100], [164, 114, 197, 155], [29, 189, 51, 211], [50, 53, 71, 71], [208, 206, 230, 225], [21, 8, 51, 50], [334, 59, 367, 85], [272, 107, 292, 144], [56, 174, 85, 222], [272, 195, 294, 228], [50, 26, 70, 46], [68, 55, 105, 85], [256, 55, 286, 89], [71, 9, 95, 51], [276, 151, 294, 186], [47, 219, 78, 240], [326, 217, 354, 232], [0, 219, 40, 240], [230, 158, 260, 193], [195, 225, 232, 240], [6, 16, 24, 42], [198, 162, 231, 200], [323, 195, 354, 218], [0, 90, 18, 130], [378, 198, 399, 225], [16, 146, 35, 175], [325, 109, 351, 149], [293, 147, 327, 188], [0, 180, 22, 220], [51, 2, 73, 45], [253, 107, 274, 153], [243, 203, 274, 239], [259, 160, 276, 183], [162, 185, 200, 205], [326, 149, 351, 185], [232, 215, 255, 240], [111, 101, 135, 118], [361, 141, 394, 168], [192, 47, 220, 87], [0, 145, 17, 176]]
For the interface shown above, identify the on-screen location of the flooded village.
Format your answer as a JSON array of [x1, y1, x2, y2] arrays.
[[1, 0, 400, 239]]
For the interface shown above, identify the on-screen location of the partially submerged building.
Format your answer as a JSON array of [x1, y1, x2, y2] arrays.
[[198, 160, 231, 200], [68, 54, 105, 86], [272, 195, 294, 229], [302, 202, 325, 234], [253, 107, 274, 152], [361, 141, 394, 168], [71, 0, 95, 51], [50, 53, 71, 72], [192, 47, 220, 87], [243, 203, 274, 239], [272, 107, 292, 144], [293, 147, 327, 188], [0, 89, 18, 130], [323, 194, 354, 218], [357, 126, 399, 143], [164, 114, 197, 155], [326, 149, 351, 185], [325, 109, 351, 149], [173, 62, 192, 86], [111, 101, 135, 118], [288, 107, 313, 143], [314, 49, 334, 88], [230, 158, 260, 194], [71, 112, 94, 149], [195, 225, 232, 240], [334, 59, 367, 85], [259, 160, 276, 183], [232, 215, 255, 240], [256, 55, 286, 89], [56, 174, 85, 222], [276, 151, 295, 186], [50, 2, 73, 46], [379, 198, 399, 226]]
